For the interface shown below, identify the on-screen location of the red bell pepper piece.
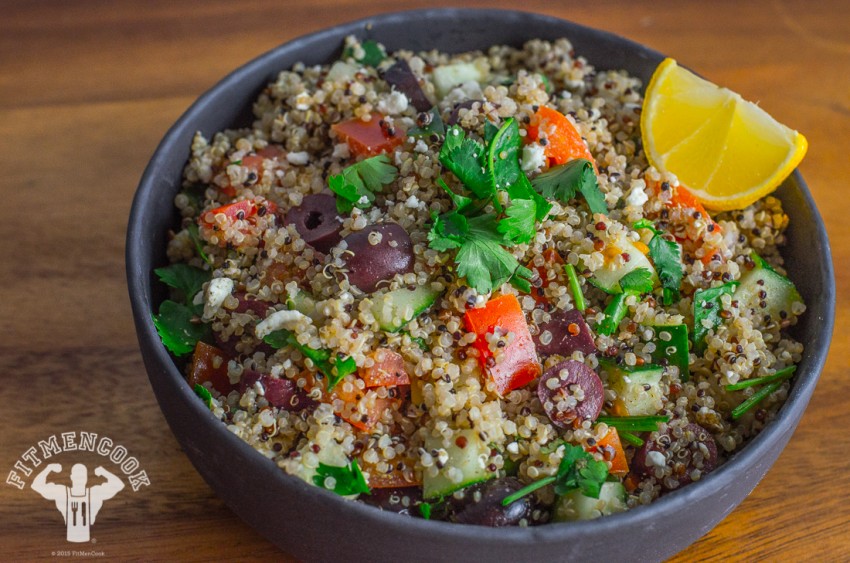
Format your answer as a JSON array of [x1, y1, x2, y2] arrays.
[[332, 114, 404, 157], [464, 294, 541, 396], [526, 106, 596, 170]]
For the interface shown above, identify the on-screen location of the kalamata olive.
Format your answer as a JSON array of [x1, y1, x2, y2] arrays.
[[537, 360, 604, 428], [233, 292, 271, 318], [447, 477, 533, 527], [237, 370, 315, 412], [632, 422, 718, 490], [361, 486, 423, 516], [534, 308, 597, 358], [382, 59, 431, 112], [447, 100, 484, 126], [342, 223, 414, 293], [283, 193, 342, 253]]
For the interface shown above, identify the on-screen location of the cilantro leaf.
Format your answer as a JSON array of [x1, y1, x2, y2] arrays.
[[632, 219, 660, 235], [419, 502, 432, 519], [439, 125, 494, 201], [484, 121, 500, 145], [553, 443, 609, 499], [648, 235, 683, 305], [328, 155, 398, 214], [693, 282, 739, 353], [489, 118, 523, 194], [451, 214, 532, 293], [617, 267, 654, 294], [186, 223, 212, 265], [437, 178, 472, 213], [532, 159, 607, 215], [507, 173, 552, 222], [153, 300, 212, 356], [313, 459, 371, 496], [428, 210, 467, 251], [193, 383, 213, 408], [155, 264, 210, 307], [343, 40, 386, 67], [497, 198, 537, 244], [263, 329, 356, 392], [408, 107, 445, 138]]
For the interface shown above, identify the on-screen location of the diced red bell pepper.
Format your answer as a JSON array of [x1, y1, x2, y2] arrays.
[[590, 427, 629, 477], [187, 341, 234, 395], [302, 371, 405, 433], [360, 455, 421, 489], [463, 294, 541, 396], [360, 348, 410, 388], [526, 106, 596, 170], [332, 114, 404, 157]]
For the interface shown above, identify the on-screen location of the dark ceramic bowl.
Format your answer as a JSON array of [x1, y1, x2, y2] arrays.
[[127, 9, 835, 562]]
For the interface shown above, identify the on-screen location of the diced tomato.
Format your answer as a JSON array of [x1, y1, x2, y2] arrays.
[[332, 114, 404, 157], [360, 348, 410, 388], [302, 372, 405, 433], [590, 427, 629, 477], [360, 455, 421, 489], [256, 145, 286, 160], [656, 183, 723, 265], [187, 342, 234, 395], [463, 294, 541, 396], [526, 106, 596, 170], [526, 247, 564, 304]]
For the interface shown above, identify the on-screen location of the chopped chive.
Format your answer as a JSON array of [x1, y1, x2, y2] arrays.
[[618, 431, 644, 447], [193, 383, 213, 408], [731, 380, 783, 420], [725, 365, 796, 392], [419, 502, 432, 520], [596, 415, 670, 433], [564, 263, 587, 311], [501, 475, 556, 506]]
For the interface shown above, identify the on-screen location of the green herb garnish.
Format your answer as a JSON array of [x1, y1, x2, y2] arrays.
[[313, 459, 371, 496], [328, 154, 399, 214], [186, 222, 212, 265], [617, 267, 655, 294], [646, 324, 690, 380], [154, 263, 210, 307], [725, 365, 796, 392], [531, 158, 608, 215], [439, 124, 496, 203], [343, 40, 385, 67], [193, 383, 214, 408], [596, 415, 670, 433], [264, 329, 357, 392], [618, 431, 644, 447], [597, 292, 629, 336], [564, 263, 586, 311], [633, 220, 683, 306], [408, 107, 445, 138], [153, 300, 212, 356], [419, 502, 432, 520], [692, 282, 739, 353], [731, 381, 784, 420], [502, 443, 609, 506]]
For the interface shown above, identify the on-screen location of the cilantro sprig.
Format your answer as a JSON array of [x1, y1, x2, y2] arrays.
[[531, 158, 608, 215], [314, 459, 371, 496], [692, 281, 739, 353], [329, 155, 399, 214], [153, 264, 212, 356], [502, 443, 609, 506], [264, 329, 357, 392], [194, 383, 214, 408], [342, 40, 386, 68], [633, 220, 683, 305]]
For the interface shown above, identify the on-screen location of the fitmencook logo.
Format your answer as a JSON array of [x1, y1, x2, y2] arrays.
[[6, 431, 150, 544]]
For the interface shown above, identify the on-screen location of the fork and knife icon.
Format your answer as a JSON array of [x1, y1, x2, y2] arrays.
[[70, 501, 87, 526]]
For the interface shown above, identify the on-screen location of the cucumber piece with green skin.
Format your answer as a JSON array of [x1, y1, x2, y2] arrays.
[[553, 481, 627, 521], [734, 252, 803, 321], [645, 324, 690, 381], [599, 359, 665, 416], [422, 429, 493, 500], [371, 285, 442, 333], [286, 290, 325, 323], [590, 234, 658, 294], [432, 62, 483, 98]]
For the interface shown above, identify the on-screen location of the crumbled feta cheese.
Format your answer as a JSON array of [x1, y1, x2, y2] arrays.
[[203, 277, 233, 319], [647, 451, 667, 467], [286, 151, 309, 166], [404, 195, 420, 209], [332, 143, 350, 159], [413, 139, 429, 154], [255, 309, 309, 339], [521, 143, 546, 173], [442, 81, 484, 106], [378, 90, 409, 115], [626, 184, 649, 207]]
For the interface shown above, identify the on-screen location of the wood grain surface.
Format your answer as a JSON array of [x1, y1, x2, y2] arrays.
[[1, 1, 847, 560]]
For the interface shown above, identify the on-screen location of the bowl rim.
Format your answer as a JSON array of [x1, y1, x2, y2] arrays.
[[127, 6, 836, 551]]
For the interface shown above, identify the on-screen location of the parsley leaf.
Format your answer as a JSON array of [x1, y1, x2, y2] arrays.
[[554, 443, 609, 499], [419, 502, 432, 520], [313, 459, 371, 496], [648, 235, 683, 306], [617, 267, 654, 294], [531, 159, 608, 215], [692, 282, 739, 353], [343, 40, 385, 68], [489, 118, 523, 194], [153, 300, 212, 356], [155, 264, 210, 309], [437, 178, 472, 213], [439, 125, 494, 202], [193, 383, 214, 408], [497, 198, 537, 244], [263, 329, 356, 392], [328, 155, 398, 214]]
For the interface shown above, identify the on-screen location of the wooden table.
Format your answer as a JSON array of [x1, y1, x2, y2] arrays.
[[2, 1, 847, 560]]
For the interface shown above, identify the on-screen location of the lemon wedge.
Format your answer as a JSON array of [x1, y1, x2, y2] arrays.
[[641, 58, 807, 211]]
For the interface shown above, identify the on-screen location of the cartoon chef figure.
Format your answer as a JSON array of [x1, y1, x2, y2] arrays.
[[31, 463, 124, 542]]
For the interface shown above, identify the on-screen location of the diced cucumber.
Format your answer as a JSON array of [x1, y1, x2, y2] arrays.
[[432, 62, 483, 97], [553, 481, 627, 521], [422, 429, 493, 500], [733, 252, 803, 320], [371, 285, 441, 333], [284, 440, 357, 497], [286, 290, 325, 323], [645, 324, 690, 380], [599, 360, 665, 416], [590, 234, 658, 294]]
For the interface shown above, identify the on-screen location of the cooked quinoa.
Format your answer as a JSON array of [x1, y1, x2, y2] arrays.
[[161, 36, 805, 524]]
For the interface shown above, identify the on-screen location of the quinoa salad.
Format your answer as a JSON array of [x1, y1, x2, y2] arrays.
[[154, 36, 806, 525]]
